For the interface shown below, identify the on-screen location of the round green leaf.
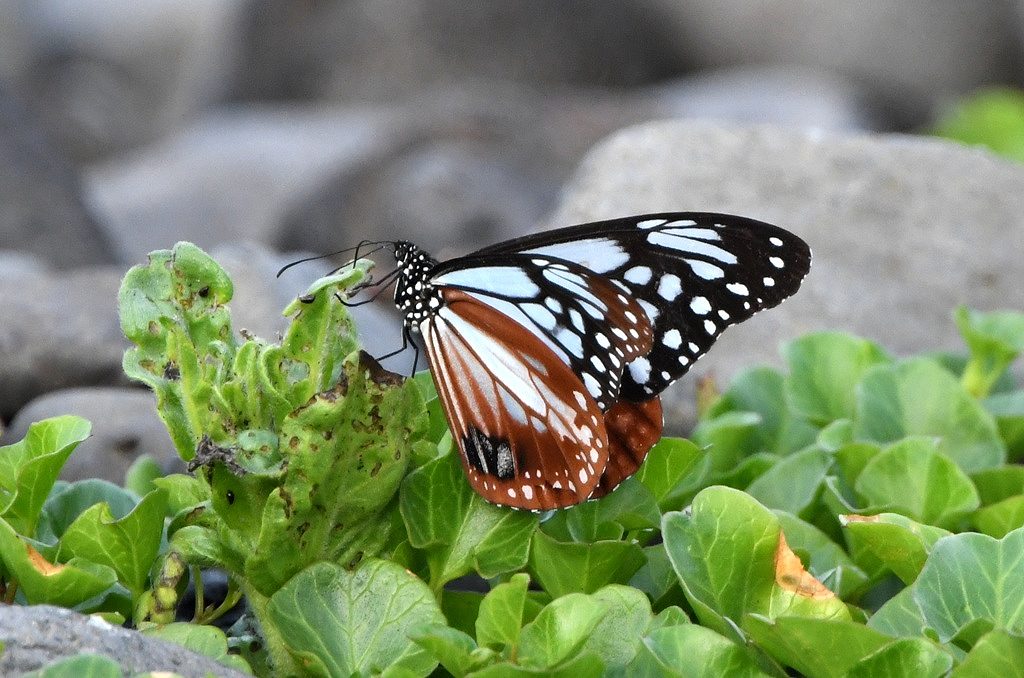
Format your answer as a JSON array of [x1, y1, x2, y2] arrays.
[[662, 487, 848, 636], [784, 332, 890, 425], [854, 438, 980, 529], [267, 559, 444, 677], [854, 359, 1006, 472], [517, 593, 607, 670]]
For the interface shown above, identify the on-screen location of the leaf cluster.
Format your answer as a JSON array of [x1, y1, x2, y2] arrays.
[[3, 242, 1024, 677]]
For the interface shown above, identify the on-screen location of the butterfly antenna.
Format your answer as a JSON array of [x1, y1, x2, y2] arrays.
[[276, 240, 390, 277]]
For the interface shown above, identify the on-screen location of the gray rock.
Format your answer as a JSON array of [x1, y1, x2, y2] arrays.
[[648, 0, 1024, 127], [552, 121, 1024, 430], [279, 138, 553, 259], [3, 387, 182, 483], [233, 0, 682, 101], [0, 265, 128, 420], [649, 66, 880, 132], [10, 0, 248, 162], [0, 87, 115, 268], [0, 604, 249, 677], [85, 105, 419, 264]]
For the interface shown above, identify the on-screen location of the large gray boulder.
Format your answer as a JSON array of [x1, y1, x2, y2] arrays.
[[551, 121, 1024, 428], [0, 605, 249, 677]]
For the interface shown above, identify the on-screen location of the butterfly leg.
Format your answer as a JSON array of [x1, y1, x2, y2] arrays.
[[377, 327, 421, 375]]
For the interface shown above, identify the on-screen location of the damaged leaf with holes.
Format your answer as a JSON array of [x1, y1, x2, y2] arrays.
[[118, 243, 429, 673]]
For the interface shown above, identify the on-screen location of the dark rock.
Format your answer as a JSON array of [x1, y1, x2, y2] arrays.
[[8, 1, 247, 163], [232, 0, 684, 102], [648, 0, 1024, 127], [3, 387, 182, 483], [0, 265, 128, 420], [553, 121, 1024, 430], [0, 86, 115, 268], [0, 604, 249, 677]]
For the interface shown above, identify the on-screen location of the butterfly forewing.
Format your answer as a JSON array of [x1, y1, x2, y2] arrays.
[[468, 212, 811, 400], [421, 290, 612, 510]]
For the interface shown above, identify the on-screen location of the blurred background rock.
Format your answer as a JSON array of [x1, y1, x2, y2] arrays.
[[1, 0, 1023, 480]]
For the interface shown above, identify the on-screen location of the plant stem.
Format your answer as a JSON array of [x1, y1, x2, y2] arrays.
[[192, 566, 205, 621]]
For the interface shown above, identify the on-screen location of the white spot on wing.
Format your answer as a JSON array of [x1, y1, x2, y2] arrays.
[[770, 236, 784, 246], [628, 356, 652, 384], [647, 231, 738, 263], [685, 259, 725, 280], [704, 319, 717, 334], [658, 274, 683, 300], [524, 239, 629, 273], [434, 266, 539, 297], [638, 218, 667, 229], [624, 266, 653, 285], [726, 282, 749, 296], [769, 256, 785, 268], [690, 296, 711, 315], [662, 329, 682, 348]]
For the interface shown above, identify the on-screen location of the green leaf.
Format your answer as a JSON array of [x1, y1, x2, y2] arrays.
[[141, 622, 252, 674], [971, 465, 1024, 505], [528, 529, 645, 598], [955, 307, 1024, 398], [0, 517, 117, 607], [0, 416, 91, 537], [662, 486, 848, 637], [36, 479, 141, 545], [267, 559, 445, 678], [517, 593, 607, 670], [471, 653, 604, 677], [245, 356, 428, 596], [854, 358, 1006, 472], [854, 437, 980, 529], [952, 629, 1024, 677], [409, 624, 484, 677], [706, 365, 818, 456], [974, 495, 1024, 538], [21, 654, 123, 678], [627, 624, 769, 677], [124, 455, 163, 498], [842, 513, 951, 585], [441, 589, 490, 639], [745, 446, 833, 518], [745, 615, 895, 678], [985, 390, 1024, 461], [57, 489, 167, 596], [868, 532, 1024, 643], [629, 544, 686, 609], [693, 411, 762, 472], [933, 87, 1024, 162], [401, 452, 537, 590], [541, 479, 659, 542], [635, 437, 707, 511], [476, 573, 531, 650], [846, 637, 952, 678], [784, 332, 890, 425], [575, 585, 653, 671], [152, 473, 210, 515]]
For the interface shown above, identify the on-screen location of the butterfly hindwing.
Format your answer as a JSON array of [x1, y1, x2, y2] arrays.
[[421, 289, 613, 510]]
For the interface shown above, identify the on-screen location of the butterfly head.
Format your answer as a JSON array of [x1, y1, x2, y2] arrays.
[[392, 241, 441, 329]]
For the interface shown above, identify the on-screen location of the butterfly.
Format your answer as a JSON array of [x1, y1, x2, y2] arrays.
[[349, 213, 810, 510]]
